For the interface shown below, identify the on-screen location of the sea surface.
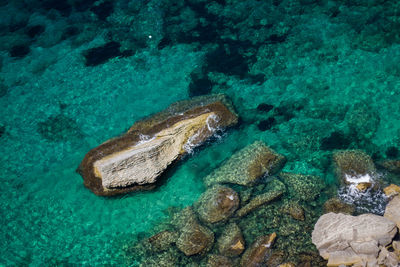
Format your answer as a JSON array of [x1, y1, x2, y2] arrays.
[[1, 0, 400, 265]]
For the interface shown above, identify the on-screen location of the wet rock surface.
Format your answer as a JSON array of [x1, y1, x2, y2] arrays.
[[279, 172, 324, 201], [333, 150, 377, 190], [175, 207, 215, 256], [323, 197, 355, 215], [217, 223, 245, 257], [204, 141, 286, 187], [78, 94, 238, 196], [240, 232, 277, 267], [195, 185, 239, 224], [236, 179, 285, 217]]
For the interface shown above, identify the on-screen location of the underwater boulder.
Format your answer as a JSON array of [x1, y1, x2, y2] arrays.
[[279, 172, 324, 202], [312, 212, 397, 266], [175, 207, 214, 256], [78, 94, 238, 196], [384, 195, 400, 229], [323, 198, 355, 215], [148, 230, 178, 252], [195, 185, 239, 224], [204, 141, 286, 187], [240, 232, 277, 267], [333, 150, 377, 191], [379, 160, 400, 174], [206, 254, 234, 267], [282, 201, 305, 221], [217, 223, 245, 257], [236, 179, 285, 217]]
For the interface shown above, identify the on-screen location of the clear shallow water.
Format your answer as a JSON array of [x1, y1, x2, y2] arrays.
[[1, 0, 400, 265]]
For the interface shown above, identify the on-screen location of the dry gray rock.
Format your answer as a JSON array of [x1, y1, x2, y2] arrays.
[[312, 212, 397, 266], [384, 195, 400, 229]]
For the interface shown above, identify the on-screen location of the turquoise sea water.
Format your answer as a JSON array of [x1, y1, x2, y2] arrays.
[[1, 0, 400, 265]]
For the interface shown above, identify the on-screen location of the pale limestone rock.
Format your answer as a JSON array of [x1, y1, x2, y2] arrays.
[[384, 195, 400, 229], [78, 94, 238, 196], [312, 212, 397, 266]]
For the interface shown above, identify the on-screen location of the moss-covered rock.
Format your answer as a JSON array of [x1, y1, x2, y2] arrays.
[[195, 185, 239, 224], [217, 223, 245, 257], [204, 141, 286, 187], [323, 198, 355, 215], [279, 172, 325, 201], [240, 232, 277, 267]]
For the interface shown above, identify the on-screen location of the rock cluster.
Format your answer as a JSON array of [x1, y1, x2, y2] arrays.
[[77, 94, 238, 196], [312, 212, 399, 266]]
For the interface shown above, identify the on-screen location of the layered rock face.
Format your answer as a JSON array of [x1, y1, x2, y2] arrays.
[[78, 94, 238, 196], [312, 212, 398, 266]]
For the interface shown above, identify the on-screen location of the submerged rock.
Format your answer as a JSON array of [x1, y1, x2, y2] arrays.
[[323, 197, 355, 215], [384, 195, 400, 229], [206, 254, 234, 267], [78, 94, 238, 196], [204, 141, 286, 187], [236, 179, 285, 217], [380, 160, 400, 174], [279, 172, 324, 201], [175, 207, 215, 256], [282, 201, 305, 221], [148, 230, 178, 252], [217, 223, 245, 257], [333, 150, 376, 191], [195, 185, 239, 224], [312, 212, 397, 266], [240, 232, 277, 267]]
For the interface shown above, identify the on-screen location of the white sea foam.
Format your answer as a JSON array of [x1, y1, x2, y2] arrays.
[[338, 172, 388, 215], [135, 134, 155, 146], [183, 114, 221, 154]]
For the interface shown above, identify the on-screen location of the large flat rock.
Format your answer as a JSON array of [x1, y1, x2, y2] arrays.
[[312, 212, 397, 266], [78, 94, 238, 196]]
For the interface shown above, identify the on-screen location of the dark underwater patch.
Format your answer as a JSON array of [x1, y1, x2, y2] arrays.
[[205, 45, 249, 78], [83, 41, 121, 67], [10, 44, 30, 58], [386, 146, 399, 158], [0, 124, 5, 138], [258, 117, 276, 131], [42, 0, 72, 16], [188, 70, 213, 97], [25, 25, 45, 39], [0, 83, 7, 97], [320, 131, 351, 150], [37, 114, 82, 142], [61, 26, 80, 40], [257, 103, 274, 113], [91, 1, 114, 21]]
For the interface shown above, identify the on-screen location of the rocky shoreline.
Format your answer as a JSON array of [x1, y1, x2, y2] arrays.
[[77, 96, 400, 265]]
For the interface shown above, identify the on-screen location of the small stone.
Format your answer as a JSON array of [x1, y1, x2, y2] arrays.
[[236, 179, 285, 217], [392, 240, 400, 256], [384, 195, 400, 228], [204, 141, 286, 187], [206, 255, 234, 267], [278, 263, 295, 267], [240, 232, 277, 267], [383, 184, 400, 197], [195, 185, 239, 224], [323, 198, 355, 214], [217, 223, 245, 257], [148, 230, 178, 251], [176, 208, 214, 256]]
